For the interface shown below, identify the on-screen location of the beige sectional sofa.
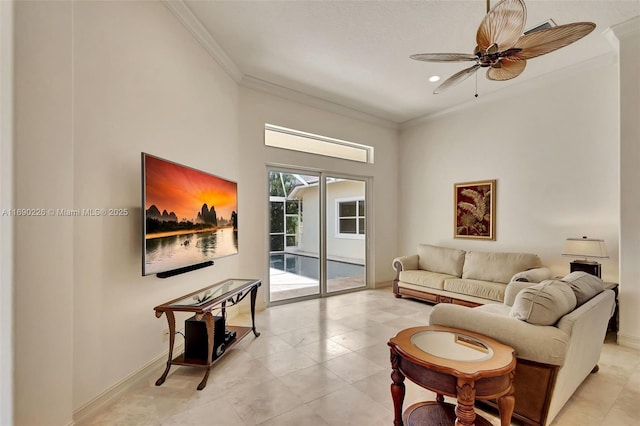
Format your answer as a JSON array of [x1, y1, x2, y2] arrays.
[[392, 244, 553, 306], [428, 272, 616, 426]]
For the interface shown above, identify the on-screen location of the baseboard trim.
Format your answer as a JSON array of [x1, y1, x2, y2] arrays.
[[617, 332, 640, 350], [374, 280, 393, 289], [72, 343, 184, 424]]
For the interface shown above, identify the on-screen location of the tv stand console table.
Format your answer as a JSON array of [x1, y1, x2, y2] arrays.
[[154, 278, 261, 390]]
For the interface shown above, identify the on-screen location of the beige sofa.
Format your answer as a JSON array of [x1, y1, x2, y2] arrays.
[[392, 244, 553, 306], [428, 272, 616, 426]]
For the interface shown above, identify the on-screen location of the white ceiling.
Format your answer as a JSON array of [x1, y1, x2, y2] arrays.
[[174, 0, 640, 124]]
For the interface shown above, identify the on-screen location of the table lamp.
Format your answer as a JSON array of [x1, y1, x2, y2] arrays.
[[561, 236, 608, 278]]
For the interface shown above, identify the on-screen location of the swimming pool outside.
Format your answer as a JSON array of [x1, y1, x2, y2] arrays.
[[269, 252, 365, 301]]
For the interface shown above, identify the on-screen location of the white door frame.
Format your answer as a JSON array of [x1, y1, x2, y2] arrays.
[[266, 165, 371, 306]]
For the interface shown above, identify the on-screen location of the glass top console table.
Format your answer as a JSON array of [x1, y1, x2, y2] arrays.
[[154, 278, 261, 390]]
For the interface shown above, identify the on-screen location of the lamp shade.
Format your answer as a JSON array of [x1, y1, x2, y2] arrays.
[[562, 237, 609, 259]]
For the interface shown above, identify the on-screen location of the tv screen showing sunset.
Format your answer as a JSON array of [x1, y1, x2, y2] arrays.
[[142, 153, 238, 276]]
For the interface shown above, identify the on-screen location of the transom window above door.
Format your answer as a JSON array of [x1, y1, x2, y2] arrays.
[[265, 124, 374, 164]]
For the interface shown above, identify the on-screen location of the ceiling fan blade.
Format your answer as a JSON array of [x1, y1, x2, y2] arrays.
[[486, 59, 527, 81], [434, 64, 481, 94], [511, 22, 596, 60], [410, 53, 477, 62], [476, 0, 526, 53]]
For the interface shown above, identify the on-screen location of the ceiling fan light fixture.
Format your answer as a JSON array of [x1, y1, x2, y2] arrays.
[[429, 75, 441, 82]]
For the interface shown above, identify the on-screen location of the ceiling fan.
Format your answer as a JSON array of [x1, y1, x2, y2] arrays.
[[411, 0, 596, 94]]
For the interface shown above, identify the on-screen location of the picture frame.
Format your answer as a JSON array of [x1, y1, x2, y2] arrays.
[[454, 179, 496, 240]]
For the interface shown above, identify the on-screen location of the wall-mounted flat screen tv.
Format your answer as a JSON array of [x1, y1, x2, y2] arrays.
[[142, 153, 238, 277]]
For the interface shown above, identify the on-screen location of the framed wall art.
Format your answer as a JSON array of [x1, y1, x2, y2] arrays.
[[454, 179, 496, 240]]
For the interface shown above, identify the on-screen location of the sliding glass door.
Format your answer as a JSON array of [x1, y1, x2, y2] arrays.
[[268, 168, 367, 304]]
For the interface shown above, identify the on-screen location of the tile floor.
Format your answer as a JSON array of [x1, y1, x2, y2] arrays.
[[79, 288, 639, 426]]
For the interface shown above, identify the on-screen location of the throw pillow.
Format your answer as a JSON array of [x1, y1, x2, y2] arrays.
[[509, 280, 577, 326], [561, 271, 605, 306]]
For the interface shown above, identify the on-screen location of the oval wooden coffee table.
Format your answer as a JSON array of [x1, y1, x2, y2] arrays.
[[388, 325, 516, 426]]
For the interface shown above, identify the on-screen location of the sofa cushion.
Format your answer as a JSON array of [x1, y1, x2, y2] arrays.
[[509, 280, 577, 326], [561, 271, 605, 306], [462, 251, 542, 284], [398, 270, 452, 290], [444, 278, 506, 302], [416, 244, 466, 277]]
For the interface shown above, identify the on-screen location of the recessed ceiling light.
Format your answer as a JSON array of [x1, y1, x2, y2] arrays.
[[429, 75, 441, 82]]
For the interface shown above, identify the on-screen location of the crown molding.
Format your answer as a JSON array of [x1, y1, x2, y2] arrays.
[[610, 15, 640, 40], [603, 15, 640, 51], [161, 0, 243, 83], [164, 0, 625, 133], [163, 1, 397, 130], [240, 75, 399, 130]]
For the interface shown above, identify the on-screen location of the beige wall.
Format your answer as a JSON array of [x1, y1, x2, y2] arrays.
[[399, 60, 620, 282], [14, 1, 75, 424], [613, 16, 640, 350], [14, 0, 242, 422], [71, 0, 244, 412], [397, 30, 640, 351], [238, 86, 399, 304]]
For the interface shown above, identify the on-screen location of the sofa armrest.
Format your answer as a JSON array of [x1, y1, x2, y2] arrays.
[[509, 266, 554, 284], [556, 289, 615, 336], [428, 304, 569, 366], [392, 254, 419, 273], [392, 254, 419, 295], [545, 289, 615, 423]]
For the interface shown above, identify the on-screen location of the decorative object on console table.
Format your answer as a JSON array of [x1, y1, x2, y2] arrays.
[[454, 179, 496, 240], [184, 315, 228, 361], [561, 236, 608, 278]]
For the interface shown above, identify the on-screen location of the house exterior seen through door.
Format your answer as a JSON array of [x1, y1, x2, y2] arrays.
[[268, 170, 366, 303]]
